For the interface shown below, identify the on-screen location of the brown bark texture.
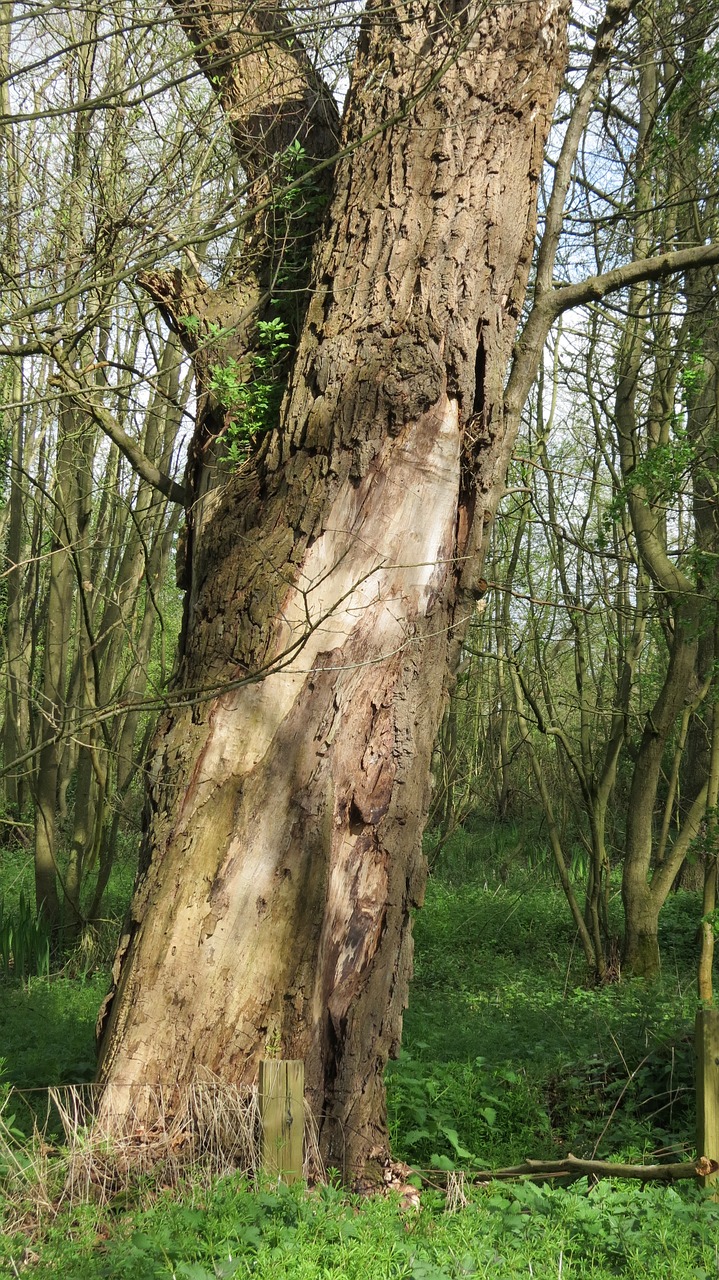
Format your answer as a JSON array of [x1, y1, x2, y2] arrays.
[[97, 0, 568, 1180]]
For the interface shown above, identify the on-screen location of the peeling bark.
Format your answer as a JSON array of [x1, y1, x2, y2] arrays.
[[97, 0, 568, 1180]]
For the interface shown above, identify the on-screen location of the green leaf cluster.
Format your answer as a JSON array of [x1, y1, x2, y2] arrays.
[[602, 428, 695, 534], [209, 318, 291, 465], [388, 1052, 509, 1170], [207, 141, 330, 468], [679, 340, 707, 397]]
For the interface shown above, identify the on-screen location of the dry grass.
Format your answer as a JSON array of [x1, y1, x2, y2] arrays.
[[0, 1069, 328, 1213], [444, 1169, 469, 1214], [54, 1070, 261, 1204]]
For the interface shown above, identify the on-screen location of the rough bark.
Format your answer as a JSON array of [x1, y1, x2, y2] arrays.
[[97, 0, 568, 1181], [139, 0, 342, 562]]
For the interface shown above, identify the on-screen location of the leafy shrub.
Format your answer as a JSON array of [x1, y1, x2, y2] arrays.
[[210, 317, 291, 465], [387, 1052, 550, 1170]]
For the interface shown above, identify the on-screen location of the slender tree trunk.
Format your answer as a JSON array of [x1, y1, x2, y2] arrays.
[[438, 697, 459, 839], [616, 4, 719, 976], [697, 700, 719, 1001], [97, 0, 568, 1179], [3, 359, 26, 817], [1, 8, 28, 818], [33, 6, 99, 930], [34, 397, 79, 928], [621, 602, 702, 976]]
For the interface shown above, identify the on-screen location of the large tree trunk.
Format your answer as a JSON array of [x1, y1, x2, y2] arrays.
[[97, 0, 568, 1180]]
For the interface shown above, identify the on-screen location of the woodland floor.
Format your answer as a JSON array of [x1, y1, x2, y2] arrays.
[[1, 824, 718, 1278]]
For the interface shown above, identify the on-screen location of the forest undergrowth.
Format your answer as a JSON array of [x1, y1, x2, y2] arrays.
[[1, 824, 719, 1279]]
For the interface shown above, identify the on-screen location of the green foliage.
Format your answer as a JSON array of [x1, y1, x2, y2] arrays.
[[426, 818, 551, 886], [0, 849, 135, 1136], [209, 317, 291, 465], [0, 1062, 35, 1182], [0, 828, 716, 1276], [6, 1169, 719, 1278], [400, 854, 703, 1165], [268, 141, 329, 327], [653, 48, 719, 158], [0, 893, 50, 981], [388, 1053, 495, 1169], [679, 338, 707, 397], [602, 427, 696, 533], [207, 140, 328, 468], [0, 972, 105, 1118], [178, 314, 200, 336]]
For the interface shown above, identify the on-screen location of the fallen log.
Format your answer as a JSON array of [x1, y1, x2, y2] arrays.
[[425, 1154, 719, 1186]]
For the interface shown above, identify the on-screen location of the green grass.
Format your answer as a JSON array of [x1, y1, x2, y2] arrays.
[[390, 872, 701, 1171], [0, 826, 716, 1277], [0, 846, 135, 1131], [3, 1175, 719, 1278]]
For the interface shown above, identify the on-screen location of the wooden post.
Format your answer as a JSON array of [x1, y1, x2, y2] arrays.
[[695, 1008, 719, 1193], [258, 1059, 304, 1183]]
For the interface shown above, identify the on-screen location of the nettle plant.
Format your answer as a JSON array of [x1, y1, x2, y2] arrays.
[[209, 317, 291, 465]]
